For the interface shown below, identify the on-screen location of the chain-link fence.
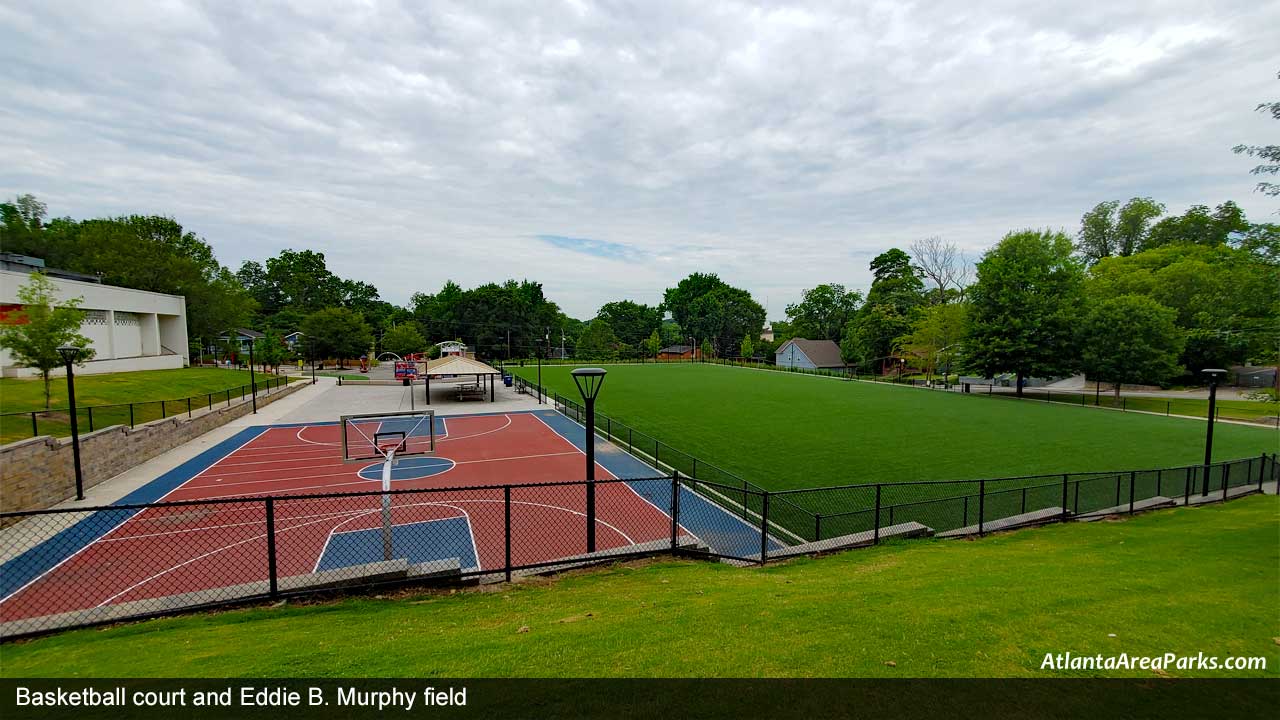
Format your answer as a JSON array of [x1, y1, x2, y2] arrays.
[[3, 453, 1274, 639], [0, 375, 297, 444]]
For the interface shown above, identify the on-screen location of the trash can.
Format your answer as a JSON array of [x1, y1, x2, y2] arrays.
[[503, 375, 513, 387]]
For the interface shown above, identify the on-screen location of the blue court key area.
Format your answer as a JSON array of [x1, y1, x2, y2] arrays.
[[356, 456, 456, 481], [317, 516, 478, 572]]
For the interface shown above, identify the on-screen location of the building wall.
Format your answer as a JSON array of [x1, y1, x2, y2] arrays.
[[0, 270, 188, 377], [775, 342, 817, 370]]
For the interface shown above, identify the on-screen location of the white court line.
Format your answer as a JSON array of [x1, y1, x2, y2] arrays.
[[100, 509, 367, 543], [528, 411, 708, 547], [183, 450, 581, 495], [0, 428, 271, 606], [437, 415, 512, 443]]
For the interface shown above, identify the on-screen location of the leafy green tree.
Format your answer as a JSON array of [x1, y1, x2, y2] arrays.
[[899, 303, 969, 380], [785, 284, 862, 340], [643, 329, 662, 358], [1079, 295, 1185, 398], [1233, 70, 1279, 201], [576, 318, 621, 360], [301, 308, 372, 367], [0, 273, 96, 407], [661, 272, 727, 328], [662, 273, 764, 355], [1077, 200, 1121, 264], [966, 229, 1086, 396], [700, 339, 714, 360], [411, 279, 566, 359], [841, 304, 912, 371], [659, 320, 684, 349], [1142, 202, 1249, 251], [739, 333, 755, 359], [1078, 198, 1165, 263], [252, 333, 288, 373], [596, 301, 662, 352], [382, 323, 428, 358]]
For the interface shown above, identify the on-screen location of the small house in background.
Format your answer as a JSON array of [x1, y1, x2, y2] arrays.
[[658, 344, 700, 361], [216, 328, 264, 354], [282, 331, 305, 350], [775, 338, 844, 370]]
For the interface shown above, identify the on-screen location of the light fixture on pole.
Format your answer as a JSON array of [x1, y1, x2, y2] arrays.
[[248, 335, 258, 414], [571, 367, 607, 553], [57, 345, 86, 501], [1201, 368, 1226, 496]]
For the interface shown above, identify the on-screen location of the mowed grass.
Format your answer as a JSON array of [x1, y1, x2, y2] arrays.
[[0, 368, 291, 443], [514, 364, 1276, 491], [4, 496, 1276, 678]]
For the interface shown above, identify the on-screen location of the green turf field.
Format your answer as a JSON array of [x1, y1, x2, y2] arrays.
[[0, 368, 293, 444], [513, 364, 1276, 492], [5, 496, 1275, 678]]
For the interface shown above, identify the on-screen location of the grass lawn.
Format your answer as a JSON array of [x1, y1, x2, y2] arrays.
[[513, 364, 1276, 492], [0, 368, 293, 443], [4, 495, 1275, 678]]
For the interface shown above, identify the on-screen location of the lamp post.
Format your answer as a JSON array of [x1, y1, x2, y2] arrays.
[[571, 367, 607, 553], [1201, 368, 1226, 496], [248, 337, 258, 414], [57, 345, 86, 501]]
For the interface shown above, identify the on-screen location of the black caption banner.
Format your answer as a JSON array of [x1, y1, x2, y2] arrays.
[[2, 679, 1275, 719]]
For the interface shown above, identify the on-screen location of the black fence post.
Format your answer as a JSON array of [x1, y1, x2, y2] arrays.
[[161, 402, 167, 419], [977, 480, 985, 536], [1156, 468, 1162, 497], [963, 495, 969, 526], [226, 389, 231, 407], [873, 484, 882, 544], [187, 397, 192, 418], [87, 406, 94, 432], [266, 498, 279, 599], [30, 412, 37, 437], [1060, 474, 1069, 521], [504, 486, 512, 583], [1114, 475, 1121, 507], [814, 513, 822, 541], [1073, 480, 1080, 514], [207, 393, 212, 410], [1260, 453, 1268, 493], [1184, 466, 1192, 505], [670, 474, 680, 551], [1020, 487, 1027, 514], [759, 492, 770, 564], [1221, 462, 1230, 500], [1129, 471, 1136, 514], [129, 403, 134, 428]]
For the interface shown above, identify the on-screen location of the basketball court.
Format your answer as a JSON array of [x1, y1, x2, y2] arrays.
[[1, 407, 767, 629]]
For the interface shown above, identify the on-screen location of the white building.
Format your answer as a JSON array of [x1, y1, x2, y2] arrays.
[[0, 255, 189, 377]]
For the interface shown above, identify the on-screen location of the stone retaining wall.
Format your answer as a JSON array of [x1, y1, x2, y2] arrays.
[[1, 381, 307, 516]]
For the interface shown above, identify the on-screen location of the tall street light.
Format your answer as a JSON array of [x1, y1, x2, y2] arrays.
[[248, 337, 258, 414], [571, 367, 606, 553], [57, 345, 86, 501], [1201, 368, 1226, 496]]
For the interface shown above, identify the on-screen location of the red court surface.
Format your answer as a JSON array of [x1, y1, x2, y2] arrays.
[[1, 411, 677, 624]]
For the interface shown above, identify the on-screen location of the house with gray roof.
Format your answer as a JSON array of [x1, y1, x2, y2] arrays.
[[775, 338, 845, 370]]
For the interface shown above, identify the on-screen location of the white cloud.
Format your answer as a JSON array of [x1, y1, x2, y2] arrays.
[[0, 0, 1275, 318]]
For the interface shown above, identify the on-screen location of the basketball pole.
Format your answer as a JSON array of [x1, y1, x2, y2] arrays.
[[382, 449, 395, 561]]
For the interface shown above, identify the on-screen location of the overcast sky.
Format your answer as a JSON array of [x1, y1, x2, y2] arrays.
[[2, 1, 1276, 319]]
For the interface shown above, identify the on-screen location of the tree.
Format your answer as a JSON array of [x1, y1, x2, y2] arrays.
[[643, 329, 662, 359], [0, 273, 96, 407], [662, 272, 727, 328], [1077, 200, 1120, 264], [700, 339, 714, 360], [252, 333, 288, 373], [909, 237, 970, 303], [785, 284, 862, 340], [1115, 197, 1165, 256], [1233, 70, 1279, 201], [899, 303, 969, 380], [576, 318, 621, 360], [301, 308, 372, 367], [740, 333, 755, 359], [1143, 202, 1249, 250], [596, 301, 662, 351], [382, 323, 428, 358], [966, 229, 1086, 396], [1079, 295, 1185, 399]]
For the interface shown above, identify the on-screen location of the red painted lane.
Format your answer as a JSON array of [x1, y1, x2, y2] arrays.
[[1, 413, 674, 623]]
